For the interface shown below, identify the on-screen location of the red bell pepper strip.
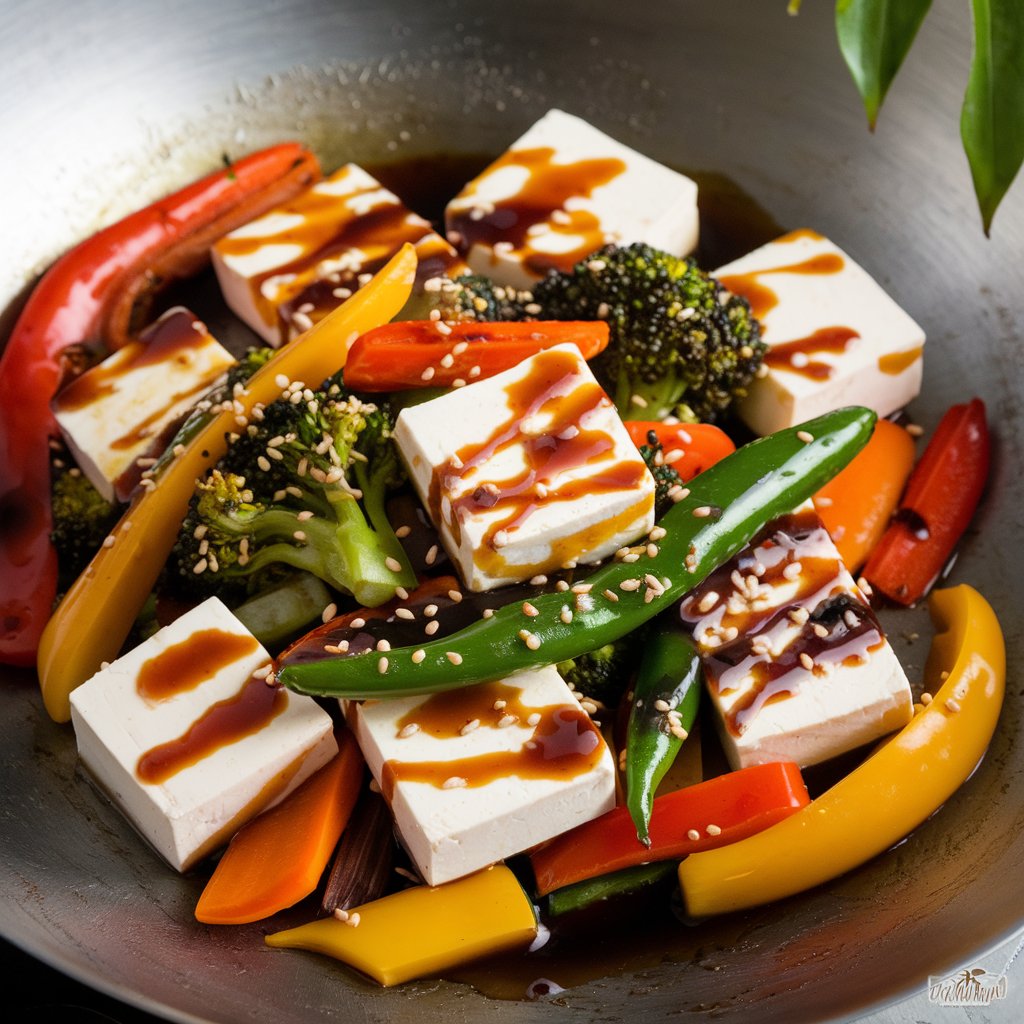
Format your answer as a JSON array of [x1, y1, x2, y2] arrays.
[[863, 398, 990, 606], [530, 761, 809, 896], [342, 320, 609, 392], [0, 143, 320, 666], [624, 421, 736, 481]]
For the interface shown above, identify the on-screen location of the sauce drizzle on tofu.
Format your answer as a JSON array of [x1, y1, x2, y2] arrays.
[[763, 325, 860, 380], [137, 628, 259, 701], [718, 248, 845, 322]]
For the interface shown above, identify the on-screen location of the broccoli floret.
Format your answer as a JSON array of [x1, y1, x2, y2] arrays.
[[50, 467, 119, 589], [557, 641, 635, 707], [531, 242, 765, 423], [398, 273, 531, 323], [637, 432, 685, 519], [170, 374, 416, 608]]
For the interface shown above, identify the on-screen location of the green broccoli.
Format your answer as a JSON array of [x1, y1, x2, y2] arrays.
[[170, 374, 415, 608], [531, 242, 765, 423], [398, 273, 531, 324], [557, 640, 636, 707], [637, 431, 686, 519], [50, 466, 119, 589]]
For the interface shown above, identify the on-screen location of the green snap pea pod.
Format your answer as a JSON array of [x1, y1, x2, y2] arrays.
[[625, 625, 702, 847], [546, 861, 676, 918], [276, 406, 877, 699]]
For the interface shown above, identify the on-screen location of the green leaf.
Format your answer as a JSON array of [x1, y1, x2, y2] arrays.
[[961, 0, 1024, 233], [835, 0, 934, 129]]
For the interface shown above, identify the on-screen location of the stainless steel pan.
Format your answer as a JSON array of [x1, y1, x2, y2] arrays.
[[2, 0, 1022, 1021]]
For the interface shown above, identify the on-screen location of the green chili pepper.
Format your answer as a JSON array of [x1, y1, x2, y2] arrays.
[[546, 861, 676, 918], [276, 406, 876, 699], [625, 624, 701, 847]]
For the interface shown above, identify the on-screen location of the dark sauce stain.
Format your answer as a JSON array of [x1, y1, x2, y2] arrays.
[[763, 326, 860, 381], [136, 627, 259, 702]]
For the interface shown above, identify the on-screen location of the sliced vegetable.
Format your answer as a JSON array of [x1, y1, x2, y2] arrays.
[[232, 573, 334, 647], [813, 417, 915, 571], [625, 421, 736, 481], [678, 584, 1005, 916], [625, 623, 702, 846], [320, 791, 396, 916], [531, 762, 809, 896], [342, 319, 609, 391], [864, 399, 989, 605], [546, 861, 676, 918], [277, 406, 877, 700], [195, 730, 364, 925], [265, 864, 537, 987], [37, 244, 418, 722], [0, 143, 319, 668]]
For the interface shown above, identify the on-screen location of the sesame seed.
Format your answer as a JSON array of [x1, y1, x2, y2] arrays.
[[293, 530, 307, 542], [448, 590, 463, 603], [252, 663, 273, 680], [945, 698, 961, 713], [420, 366, 436, 382], [527, 712, 542, 727], [631, 393, 649, 409], [492, 529, 509, 548], [649, 526, 667, 541], [376, 639, 391, 652], [498, 714, 518, 728], [698, 591, 719, 613], [439, 353, 455, 369], [620, 579, 641, 592], [193, 557, 208, 574], [350, 617, 366, 629], [799, 652, 815, 671], [796, 430, 814, 443], [482, 608, 495, 619], [815, 495, 833, 508], [571, 583, 593, 594], [524, 632, 542, 650], [345, 912, 361, 928], [102, 535, 115, 548], [560, 607, 573, 624], [443, 776, 468, 789], [378, 656, 389, 674], [530, 574, 548, 586], [920, 691, 933, 705], [687, 829, 701, 841], [322, 603, 338, 623], [469, 365, 481, 378], [622, 552, 640, 563], [460, 718, 479, 735], [412, 649, 426, 664], [384, 556, 403, 573], [399, 723, 420, 738], [395, 607, 415, 621], [670, 724, 688, 740], [857, 576, 874, 597], [423, 603, 438, 618], [333, 908, 350, 922], [446, 651, 463, 665], [654, 699, 671, 712], [522, 602, 539, 617], [706, 824, 722, 837], [789, 606, 810, 625], [436, 321, 453, 336], [646, 543, 660, 557], [783, 561, 803, 579], [452, 341, 469, 356], [425, 544, 439, 566], [813, 623, 829, 638], [905, 423, 924, 437], [395, 586, 409, 600], [425, 620, 440, 636], [556, 580, 570, 592], [395, 524, 412, 539], [693, 505, 713, 518], [603, 589, 619, 603]]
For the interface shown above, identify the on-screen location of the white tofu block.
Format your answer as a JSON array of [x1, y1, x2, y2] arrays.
[[715, 229, 925, 436], [69, 597, 336, 872], [348, 665, 616, 885], [445, 109, 699, 289], [679, 508, 913, 770], [212, 163, 466, 346], [393, 343, 656, 591], [52, 308, 234, 503]]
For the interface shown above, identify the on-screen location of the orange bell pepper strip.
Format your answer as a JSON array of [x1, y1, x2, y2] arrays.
[[678, 584, 1005, 916], [530, 762, 809, 896], [195, 729, 364, 925], [812, 418, 916, 571], [864, 399, 990, 605], [0, 143, 320, 668], [342, 319, 609, 391], [624, 421, 736, 481], [37, 244, 418, 722]]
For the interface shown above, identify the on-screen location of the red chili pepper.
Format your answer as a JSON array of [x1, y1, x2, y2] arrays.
[[0, 143, 321, 667], [530, 762, 809, 896], [863, 398, 990, 606], [342, 320, 610, 392], [624, 420, 737, 481]]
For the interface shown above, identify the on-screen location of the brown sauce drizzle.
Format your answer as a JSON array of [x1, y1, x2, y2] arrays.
[[136, 672, 287, 785], [447, 146, 627, 276], [380, 680, 604, 800], [109, 378, 217, 451], [718, 250, 845, 322], [53, 309, 210, 412], [428, 347, 651, 580], [679, 510, 885, 736], [215, 181, 461, 333], [763, 326, 859, 380], [878, 345, 923, 375], [136, 628, 259, 702]]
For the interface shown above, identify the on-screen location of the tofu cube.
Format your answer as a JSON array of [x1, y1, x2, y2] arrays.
[[393, 343, 656, 592], [715, 229, 925, 436], [679, 507, 913, 770], [212, 163, 465, 346], [348, 665, 616, 886], [52, 308, 234, 503], [445, 109, 699, 289], [69, 597, 336, 872]]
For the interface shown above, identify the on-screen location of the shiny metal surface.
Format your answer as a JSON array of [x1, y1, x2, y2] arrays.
[[1, 0, 1022, 1021]]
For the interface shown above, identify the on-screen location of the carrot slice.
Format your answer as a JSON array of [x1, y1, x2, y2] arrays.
[[195, 729, 364, 924], [624, 421, 736, 482], [813, 418, 916, 572], [343, 320, 609, 391]]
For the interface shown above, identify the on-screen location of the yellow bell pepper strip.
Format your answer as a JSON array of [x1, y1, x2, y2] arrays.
[[265, 864, 537, 987], [36, 244, 418, 723], [678, 584, 1005, 917]]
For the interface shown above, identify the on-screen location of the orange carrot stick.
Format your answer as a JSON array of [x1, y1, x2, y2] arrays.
[[195, 729, 364, 925], [813, 418, 915, 572]]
